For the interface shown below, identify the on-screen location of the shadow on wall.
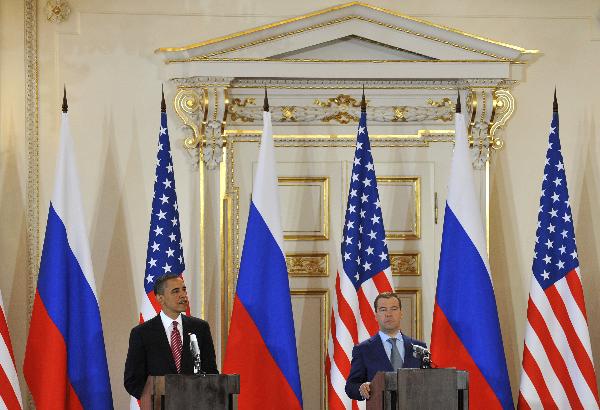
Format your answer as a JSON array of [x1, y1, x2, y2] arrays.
[[489, 153, 525, 401], [575, 110, 600, 390], [91, 109, 144, 408], [0, 109, 29, 400]]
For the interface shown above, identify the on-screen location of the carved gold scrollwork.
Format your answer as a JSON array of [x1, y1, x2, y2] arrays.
[[393, 106, 406, 122], [281, 106, 297, 122], [174, 86, 230, 170], [226, 94, 456, 125], [46, 0, 70, 23], [489, 89, 515, 150], [390, 253, 420, 276], [461, 87, 514, 168], [174, 88, 205, 150], [229, 98, 256, 123], [314, 94, 361, 124], [321, 111, 359, 124], [285, 254, 329, 277], [313, 94, 362, 108]]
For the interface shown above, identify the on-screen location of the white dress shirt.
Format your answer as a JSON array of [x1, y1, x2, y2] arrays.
[[160, 311, 183, 347], [378, 331, 405, 363]]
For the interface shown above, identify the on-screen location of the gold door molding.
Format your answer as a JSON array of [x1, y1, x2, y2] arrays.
[[290, 288, 329, 410]]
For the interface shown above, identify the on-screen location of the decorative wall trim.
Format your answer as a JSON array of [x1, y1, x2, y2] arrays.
[[45, 0, 71, 23], [25, 1, 39, 408], [228, 94, 455, 125], [278, 177, 329, 241], [390, 252, 420, 276], [377, 176, 421, 240], [395, 288, 422, 340], [25, 0, 39, 323], [285, 253, 329, 277], [290, 288, 329, 410]]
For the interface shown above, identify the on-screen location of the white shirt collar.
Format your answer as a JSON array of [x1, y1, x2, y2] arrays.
[[378, 330, 403, 344], [160, 311, 183, 339]]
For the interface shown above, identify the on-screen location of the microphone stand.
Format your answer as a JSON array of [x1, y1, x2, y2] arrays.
[[189, 333, 206, 376], [419, 351, 432, 369], [412, 345, 433, 369], [193, 353, 205, 376]]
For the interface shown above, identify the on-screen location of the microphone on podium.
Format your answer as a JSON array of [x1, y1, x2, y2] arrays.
[[412, 344, 432, 369], [189, 333, 204, 375]]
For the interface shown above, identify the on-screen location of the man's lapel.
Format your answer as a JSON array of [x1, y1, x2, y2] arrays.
[[369, 334, 393, 371], [402, 334, 419, 368], [180, 316, 193, 373], [151, 314, 178, 373]]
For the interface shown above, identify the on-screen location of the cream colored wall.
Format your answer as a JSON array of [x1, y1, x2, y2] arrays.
[[1, 0, 599, 408], [0, 0, 27, 401]]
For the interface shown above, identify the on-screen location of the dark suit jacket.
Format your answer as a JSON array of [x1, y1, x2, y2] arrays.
[[124, 314, 219, 399], [345, 333, 427, 401]]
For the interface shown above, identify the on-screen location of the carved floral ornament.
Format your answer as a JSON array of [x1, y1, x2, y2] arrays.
[[228, 94, 456, 125], [46, 0, 70, 23], [172, 83, 515, 171]]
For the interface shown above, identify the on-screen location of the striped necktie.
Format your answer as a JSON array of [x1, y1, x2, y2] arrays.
[[170, 321, 183, 373]]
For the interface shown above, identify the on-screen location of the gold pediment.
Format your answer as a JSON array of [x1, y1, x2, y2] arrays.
[[157, 2, 538, 63]]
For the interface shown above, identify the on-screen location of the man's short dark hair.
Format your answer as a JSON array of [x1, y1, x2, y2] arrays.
[[373, 292, 402, 311], [153, 274, 181, 296]]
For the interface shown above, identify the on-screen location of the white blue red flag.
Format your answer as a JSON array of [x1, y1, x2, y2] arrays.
[[518, 94, 599, 409], [0, 288, 23, 409], [130, 92, 188, 409], [23, 94, 113, 409], [430, 98, 513, 409], [326, 100, 394, 410], [223, 100, 303, 409]]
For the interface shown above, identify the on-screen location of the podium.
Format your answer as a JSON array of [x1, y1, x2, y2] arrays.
[[141, 374, 240, 410], [367, 368, 468, 410]]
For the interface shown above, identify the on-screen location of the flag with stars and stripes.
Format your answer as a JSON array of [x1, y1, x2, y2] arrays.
[[518, 96, 599, 409], [130, 96, 188, 409], [326, 107, 393, 410], [1, 288, 23, 409]]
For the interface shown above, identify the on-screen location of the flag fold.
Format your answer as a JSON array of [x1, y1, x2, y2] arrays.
[[518, 97, 599, 409], [24, 110, 113, 410], [430, 107, 513, 410], [326, 108, 394, 410], [223, 110, 303, 409], [0, 289, 23, 410]]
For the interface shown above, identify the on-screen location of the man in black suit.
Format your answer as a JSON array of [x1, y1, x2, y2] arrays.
[[124, 274, 218, 399], [345, 292, 427, 401]]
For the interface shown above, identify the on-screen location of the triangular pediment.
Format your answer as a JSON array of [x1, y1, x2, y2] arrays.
[[158, 2, 537, 63], [272, 35, 434, 61]]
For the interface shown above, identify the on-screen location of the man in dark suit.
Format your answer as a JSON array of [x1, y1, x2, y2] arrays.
[[124, 274, 218, 399], [345, 292, 427, 401]]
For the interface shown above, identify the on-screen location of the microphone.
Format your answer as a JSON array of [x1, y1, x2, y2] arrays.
[[412, 344, 430, 358], [412, 344, 432, 369], [189, 333, 203, 375]]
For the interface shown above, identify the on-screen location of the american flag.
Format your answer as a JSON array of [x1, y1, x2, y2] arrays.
[[518, 96, 600, 409], [326, 104, 393, 410], [130, 93, 187, 409], [0, 289, 22, 409]]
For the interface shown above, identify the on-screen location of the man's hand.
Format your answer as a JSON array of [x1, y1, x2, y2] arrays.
[[359, 382, 371, 399]]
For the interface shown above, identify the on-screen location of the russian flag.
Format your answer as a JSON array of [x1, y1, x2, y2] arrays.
[[430, 96, 513, 409], [223, 99, 303, 409], [23, 94, 113, 410]]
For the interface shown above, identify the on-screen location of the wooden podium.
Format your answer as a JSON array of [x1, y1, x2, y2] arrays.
[[367, 368, 468, 410], [141, 374, 240, 410]]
